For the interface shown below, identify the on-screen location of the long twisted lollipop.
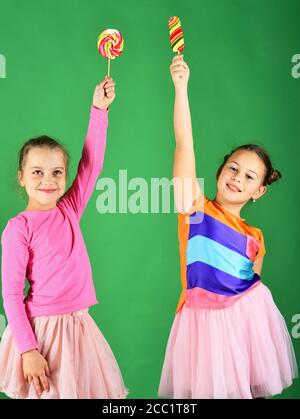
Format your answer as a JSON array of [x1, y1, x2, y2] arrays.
[[168, 16, 184, 54]]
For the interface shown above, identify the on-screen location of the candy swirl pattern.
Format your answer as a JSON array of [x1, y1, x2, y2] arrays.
[[168, 16, 184, 53], [97, 29, 124, 60]]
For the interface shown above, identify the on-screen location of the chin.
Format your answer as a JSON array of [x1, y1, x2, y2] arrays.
[[35, 196, 57, 205], [40, 202, 56, 208], [221, 190, 243, 203]]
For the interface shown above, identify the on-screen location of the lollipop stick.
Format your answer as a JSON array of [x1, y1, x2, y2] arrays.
[[107, 58, 111, 77]]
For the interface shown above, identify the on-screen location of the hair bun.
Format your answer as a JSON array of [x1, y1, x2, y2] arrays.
[[268, 168, 282, 185]]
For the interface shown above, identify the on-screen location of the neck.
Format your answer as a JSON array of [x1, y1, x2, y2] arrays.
[[213, 196, 244, 219], [25, 200, 57, 211]]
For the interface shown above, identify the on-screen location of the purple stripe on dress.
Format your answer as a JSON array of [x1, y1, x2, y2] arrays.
[[187, 261, 261, 296], [189, 212, 247, 258]]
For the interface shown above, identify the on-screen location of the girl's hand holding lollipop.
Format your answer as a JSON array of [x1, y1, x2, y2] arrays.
[[93, 76, 116, 110]]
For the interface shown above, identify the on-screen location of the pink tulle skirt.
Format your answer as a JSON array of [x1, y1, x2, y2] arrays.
[[158, 283, 298, 399], [0, 308, 129, 399]]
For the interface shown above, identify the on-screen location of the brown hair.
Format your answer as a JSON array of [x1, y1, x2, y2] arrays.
[[17, 135, 70, 198], [216, 144, 282, 186]]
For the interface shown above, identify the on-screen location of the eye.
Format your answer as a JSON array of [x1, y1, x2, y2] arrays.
[[32, 170, 42, 175], [246, 175, 254, 180], [54, 170, 63, 175], [230, 166, 237, 171]]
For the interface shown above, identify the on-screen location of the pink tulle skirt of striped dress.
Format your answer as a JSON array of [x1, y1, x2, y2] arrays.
[[158, 283, 298, 399], [0, 308, 129, 399]]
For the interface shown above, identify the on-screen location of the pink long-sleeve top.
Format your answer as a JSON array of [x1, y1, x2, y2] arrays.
[[1, 105, 108, 355]]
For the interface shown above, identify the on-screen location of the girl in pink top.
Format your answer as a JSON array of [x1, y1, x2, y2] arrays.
[[0, 77, 128, 399]]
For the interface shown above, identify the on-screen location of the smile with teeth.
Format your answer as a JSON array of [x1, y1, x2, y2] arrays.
[[226, 184, 241, 192]]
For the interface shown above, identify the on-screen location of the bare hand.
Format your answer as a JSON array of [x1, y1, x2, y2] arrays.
[[170, 55, 190, 89], [93, 76, 116, 110], [22, 349, 50, 397]]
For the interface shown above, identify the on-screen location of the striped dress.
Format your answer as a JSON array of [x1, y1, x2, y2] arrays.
[[158, 194, 298, 399], [176, 194, 265, 312]]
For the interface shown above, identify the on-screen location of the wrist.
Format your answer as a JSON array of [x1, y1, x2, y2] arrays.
[[92, 104, 108, 111], [174, 85, 188, 95], [21, 349, 38, 358]]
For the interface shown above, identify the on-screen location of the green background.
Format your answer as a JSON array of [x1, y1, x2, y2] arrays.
[[0, 0, 299, 399]]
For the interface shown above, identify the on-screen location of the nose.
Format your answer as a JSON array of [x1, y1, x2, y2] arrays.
[[41, 173, 56, 186], [232, 175, 241, 183], [40, 182, 56, 188]]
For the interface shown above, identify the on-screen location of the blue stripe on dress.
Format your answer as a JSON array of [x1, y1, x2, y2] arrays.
[[187, 235, 254, 280], [189, 212, 247, 259]]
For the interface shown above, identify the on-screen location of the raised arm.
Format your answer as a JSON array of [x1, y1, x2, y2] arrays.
[[170, 55, 202, 214], [59, 77, 116, 220]]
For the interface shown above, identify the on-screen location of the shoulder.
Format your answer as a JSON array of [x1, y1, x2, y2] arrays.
[[245, 222, 264, 239], [243, 220, 265, 244], [202, 194, 213, 207], [1, 214, 29, 244], [177, 193, 208, 218]]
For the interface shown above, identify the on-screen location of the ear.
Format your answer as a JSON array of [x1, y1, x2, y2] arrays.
[[253, 185, 267, 200], [18, 170, 24, 187]]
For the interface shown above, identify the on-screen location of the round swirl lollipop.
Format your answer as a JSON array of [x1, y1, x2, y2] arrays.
[[97, 29, 124, 76]]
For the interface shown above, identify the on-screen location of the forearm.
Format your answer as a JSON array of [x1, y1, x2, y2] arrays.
[[83, 105, 108, 174], [59, 105, 108, 218], [1, 219, 38, 355], [3, 294, 38, 355], [174, 87, 194, 150]]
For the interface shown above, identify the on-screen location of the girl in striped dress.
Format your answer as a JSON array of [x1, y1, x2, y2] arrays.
[[158, 55, 298, 399]]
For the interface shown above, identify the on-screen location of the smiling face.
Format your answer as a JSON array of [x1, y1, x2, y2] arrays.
[[18, 146, 67, 211], [216, 149, 267, 207]]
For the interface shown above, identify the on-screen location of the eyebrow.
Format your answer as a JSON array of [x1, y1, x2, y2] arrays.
[[29, 166, 65, 170], [228, 161, 258, 176]]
